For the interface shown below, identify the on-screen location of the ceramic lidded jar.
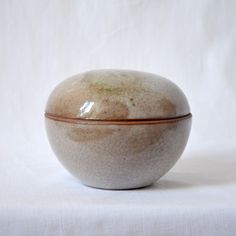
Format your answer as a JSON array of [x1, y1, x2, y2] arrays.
[[45, 70, 192, 190]]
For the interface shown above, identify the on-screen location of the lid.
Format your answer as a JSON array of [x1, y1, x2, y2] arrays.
[[46, 69, 190, 120]]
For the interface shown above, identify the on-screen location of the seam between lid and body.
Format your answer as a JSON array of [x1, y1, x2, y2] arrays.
[[44, 112, 192, 125]]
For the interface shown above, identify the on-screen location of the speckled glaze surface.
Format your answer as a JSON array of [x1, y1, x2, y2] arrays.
[[45, 69, 192, 190]]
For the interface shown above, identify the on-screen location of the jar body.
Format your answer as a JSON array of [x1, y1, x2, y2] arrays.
[[45, 117, 191, 190]]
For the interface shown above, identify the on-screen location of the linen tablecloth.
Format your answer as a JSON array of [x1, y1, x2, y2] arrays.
[[1, 144, 235, 236]]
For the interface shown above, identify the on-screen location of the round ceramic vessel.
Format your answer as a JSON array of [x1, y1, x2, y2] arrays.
[[45, 69, 192, 190]]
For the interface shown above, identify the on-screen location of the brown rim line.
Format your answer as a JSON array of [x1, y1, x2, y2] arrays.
[[45, 113, 192, 125]]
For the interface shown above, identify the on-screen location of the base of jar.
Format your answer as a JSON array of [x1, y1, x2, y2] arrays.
[[82, 182, 155, 190]]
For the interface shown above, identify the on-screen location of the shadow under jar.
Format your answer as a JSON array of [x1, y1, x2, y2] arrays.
[[45, 69, 192, 190]]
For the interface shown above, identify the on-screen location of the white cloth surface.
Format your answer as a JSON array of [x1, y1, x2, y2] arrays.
[[0, 0, 236, 235], [0, 146, 236, 236]]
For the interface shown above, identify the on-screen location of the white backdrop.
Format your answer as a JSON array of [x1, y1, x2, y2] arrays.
[[0, 1, 236, 236]]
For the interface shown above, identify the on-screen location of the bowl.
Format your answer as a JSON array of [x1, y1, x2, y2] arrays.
[[45, 69, 192, 190]]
